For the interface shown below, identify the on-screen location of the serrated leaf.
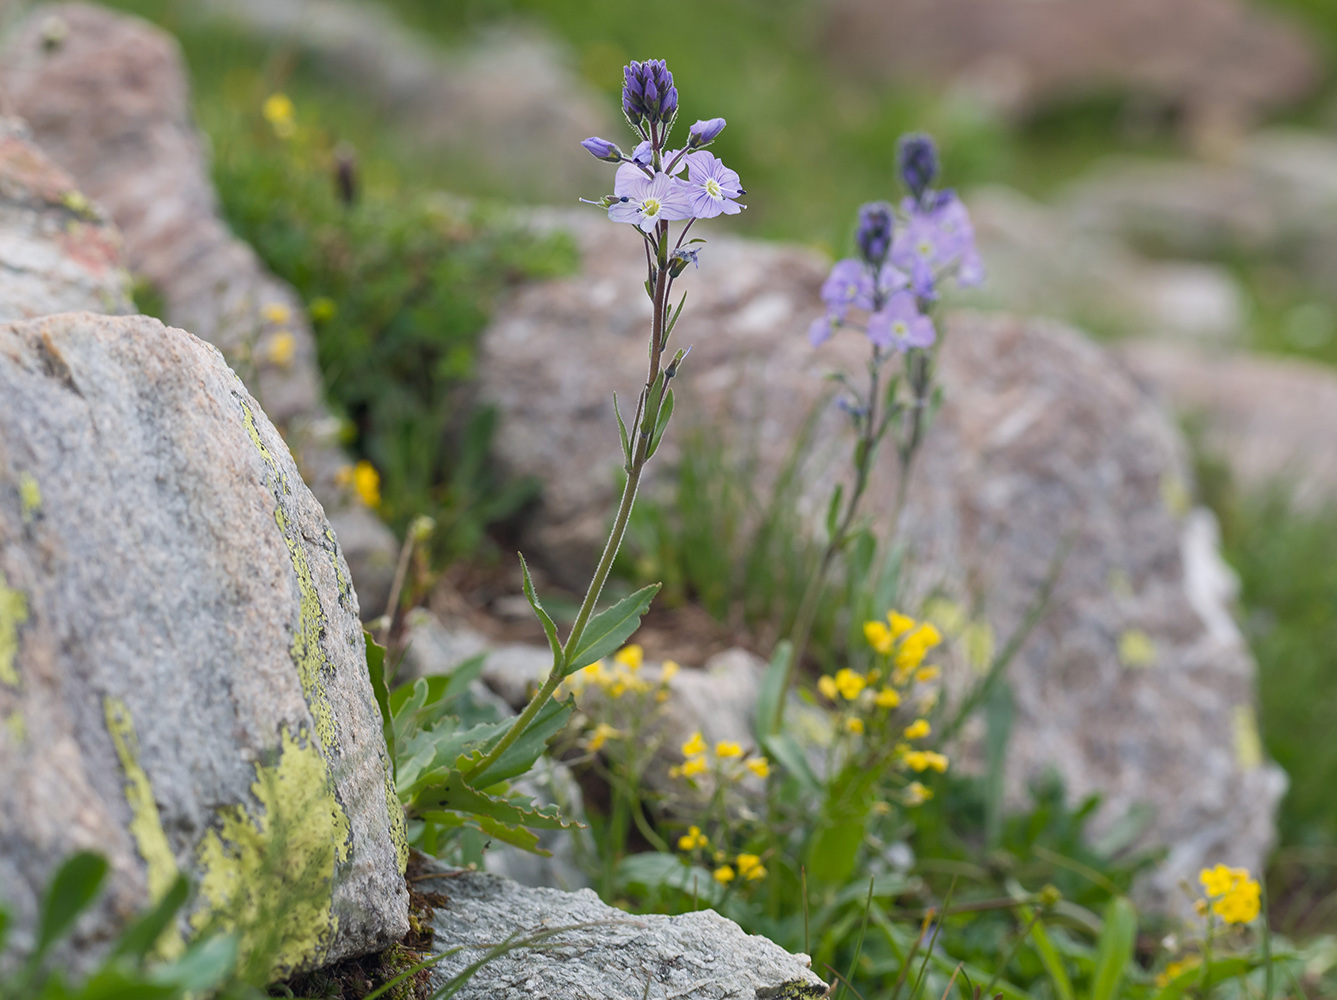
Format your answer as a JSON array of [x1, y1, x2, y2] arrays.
[[566, 583, 660, 675], [613, 392, 632, 470], [519, 552, 563, 669], [461, 696, 573, 789], [646, 388, 675, 459]]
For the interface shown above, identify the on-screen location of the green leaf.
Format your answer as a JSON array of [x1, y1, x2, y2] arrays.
[[824, 483, 844, 541], [761, 733, 820, 794], [151, 933, 240, 992], [32, 851, 108, 965], [461, 696, 573, 789], [663, 292, 688, 341], [565, 583, 660, 675], [365, 629, 395, 767], [646, 388, 675, 459], [415, 782, 573, 856], [1023, 908, 1076, 1000], [616, 853, 724, 906], [613, 392, 632, 471], [754, 642, 792, 741], [108, 875, 189, 964], [806, 767, 878, 886], [519, 552, 563, 670], [1091, 897, 1138, 1000], [640, 371, 667, 436]]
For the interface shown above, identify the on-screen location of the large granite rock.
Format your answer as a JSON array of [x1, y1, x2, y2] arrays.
[[475, 211, 1283, 909], [0, 312, 407, 975], [0, 2, 398, 613], [415, 862, 825, 999], [1119, 339, 1337, 508], [822, 0, 1320, 140], [0, 115, 132, 320]]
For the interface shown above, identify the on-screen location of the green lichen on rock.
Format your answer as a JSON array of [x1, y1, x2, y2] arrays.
[[18, 472, 41, 523], [103, 695, 185, 959], [324, 528, 353, 609], [3, 710, 24, 745], [385, 772, 408, 873], [193, 725, 351, 977], [0, 569, 28, 688], [236, 394, 338, 752]]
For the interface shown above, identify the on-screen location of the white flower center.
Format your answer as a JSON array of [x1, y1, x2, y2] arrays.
[[704, 178, 723, 199], [916, 239, 934, 259], [642, 197, 663, 218]]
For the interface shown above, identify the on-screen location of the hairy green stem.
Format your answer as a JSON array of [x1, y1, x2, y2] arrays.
[[468, 231, 671, 780]]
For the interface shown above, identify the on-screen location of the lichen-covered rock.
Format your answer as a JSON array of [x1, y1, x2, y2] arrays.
[[474, 211, 1283, 910], [0, 116, 132, 320], [0, 3, 398, 613], [417, 862, 825, 999], [0, 312, 407, 975]]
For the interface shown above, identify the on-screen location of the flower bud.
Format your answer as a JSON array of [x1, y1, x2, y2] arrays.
[[580, 136, 624, 162], [898, 133, 939, 203], [688, 117, 726, 147], [856, 201, 894, 267], [623, 59, 679, 127]]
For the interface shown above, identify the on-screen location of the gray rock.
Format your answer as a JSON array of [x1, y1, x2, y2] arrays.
[[0, 312, 407, 975], [0, 116, 133, 320], [474, 212, 1282, 910], [416, 862, 825, 1000], [1118, 339, 1337, 508], [0, 3, 399, 613]]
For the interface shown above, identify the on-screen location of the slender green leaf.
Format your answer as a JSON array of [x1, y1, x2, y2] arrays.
[[1091, 897, 1137, 1000], [646, 388, 675, 459], [108, 875, 189, 964], [1023, 908, 1076, 1000], [761, 733, 820, 794], [825, 484, 843, 540], [365, 629, 395, 766], [519, 552, 563, 670], [565, 583, 660, 674], [754, 642, 792, 741], [663, 292, 688, 340], [33, 852, 108, 962], [640, 371, 667, 435], [613, 392, 632, 470]]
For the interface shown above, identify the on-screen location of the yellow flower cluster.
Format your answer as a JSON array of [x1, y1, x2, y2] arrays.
[[263, 93, 296, 139], [335, 460, 381, 508], [1198, 865, 1261, 924], [712, 852, 766, 884], [670, 729, 769, 782], [1155, 956, 1201, 988], [564, 645, 682, 753]]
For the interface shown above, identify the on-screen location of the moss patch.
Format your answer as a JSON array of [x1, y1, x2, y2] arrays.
[[103, 695, 185, 959]]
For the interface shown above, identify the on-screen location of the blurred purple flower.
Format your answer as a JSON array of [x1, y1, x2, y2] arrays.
[[820, 259, 875, 319], [623, 59, 678, 127], [856, 201, 894, 267], [688, 117, 727, 147], [891, 190, 982, 297], [897, 133, 939, 205], [867, 291, 935, 351], [610, 163, 694, 232], [683, 151, 745, 219]]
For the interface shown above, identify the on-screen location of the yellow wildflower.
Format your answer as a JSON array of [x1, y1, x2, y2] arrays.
[[614, 644, 644, 671], [904, 750, 949, 773], [660, 660, 680, 683], [834, 668, 866, 700], [716, 740, 743, 759], [713, 865, 735, 884], [846, 717, 865, 735], [875, 688, 901, 709], [737, 854, 766, 881], [585, 722, 621, 752], [678, 826, 708, 851], [1200, 864, 1244, 898], [903, 719, 931, 740], [308, 296, 337, 323], [745, 757, 770, 779], [265, 331, 296, 368], [680, 756, 708, 778], [353, 460, 381, 508], [1200, 865, 1261, 924], [888, 611, 916, 638], [262, 93, 296, 138], [904, 781, 933, 806], [915, 666, 940, 683], [1156, 957, 1201, 989], [262, 302, 292, 325], [864, 620, 893, 654], [681, 731, 706, 757], [817, 675, 838, 701]]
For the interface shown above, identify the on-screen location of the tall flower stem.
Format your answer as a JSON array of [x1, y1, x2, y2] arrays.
[[466, 229, 672, 781]]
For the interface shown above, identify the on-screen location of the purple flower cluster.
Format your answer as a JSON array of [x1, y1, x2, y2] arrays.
[[580, 59, 744, 238], [809, 133, 982, 352]]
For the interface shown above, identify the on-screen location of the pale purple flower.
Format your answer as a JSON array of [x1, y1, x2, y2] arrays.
[[688, 117, 726, 147], [610, 163, 694, 232], [809, 314, 837, 347], [867, 291, 935, 352], [623, 59, 678, 126], [819, 259, 874, 319], [891, 190, 981, 297], [682, 151, 744, 219], [581, 136, 624, 162]]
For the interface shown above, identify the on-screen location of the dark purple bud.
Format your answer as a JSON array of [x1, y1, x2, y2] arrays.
[[688, 117, 726, 147], [581, 136, 624, 162], [898, 133, 939, 203], [856, 201, 894, 267], [622, 59, 678, 126]]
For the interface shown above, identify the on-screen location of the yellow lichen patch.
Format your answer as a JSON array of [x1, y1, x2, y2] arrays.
[[1233, 703, 1263, 770], [18, 473, 41, 523], [385, 773, 408, 873], [103, 696, 184, 959], [193, 726, 350, 976], [3, 710, 25, 745], [0, 570, 28, 688], [1117, 628, 1156, 669], [324, 528, 352, 608], [236, 395, 339, 753]]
